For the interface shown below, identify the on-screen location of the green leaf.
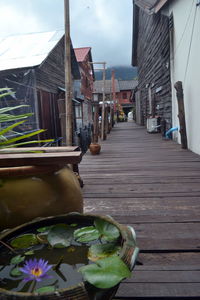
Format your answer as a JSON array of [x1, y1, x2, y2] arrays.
[[37, 226, 53, 233], [74, 226, 100, 243], [10, 255, 25, 265], [0, 91, 15, 99], [94, 219, 120, 242], [0, 113, 33, 123], [10, 267, 23, 277], [1, 139, 54, 148], [0, 105, 29, 114], [47, 224, 72, 248], [35, 286, 55, 294], [0, 120, 25, 136], [24, 250, 34, 256], [0, 129, 46, 146], [88, 243, 121, 262], [10, 234, 39, 249], [79, 256, 131, 289]]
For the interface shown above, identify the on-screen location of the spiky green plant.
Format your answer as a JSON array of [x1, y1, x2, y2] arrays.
[[0, 88, 53, 149]]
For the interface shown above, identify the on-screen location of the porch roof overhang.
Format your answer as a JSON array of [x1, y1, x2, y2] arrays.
[[134, 0, 169, 14]]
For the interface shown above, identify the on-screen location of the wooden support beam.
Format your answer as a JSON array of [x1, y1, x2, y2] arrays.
[[174, 81, 188, 149]]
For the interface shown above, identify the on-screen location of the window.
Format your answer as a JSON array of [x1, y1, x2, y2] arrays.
[[122, 92, 127, 99]]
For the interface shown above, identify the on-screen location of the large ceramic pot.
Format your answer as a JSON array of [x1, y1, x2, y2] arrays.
[[0, 166, 83, 231], [89, 143, 101, 155], [0, 213, 139, 300]]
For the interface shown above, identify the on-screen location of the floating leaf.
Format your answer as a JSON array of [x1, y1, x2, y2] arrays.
[[47, 224, 72, 248], [10, 234, 39, 249], [79, 256, 131, 289], [94, 219, 120, 242], [70, 223, 78, 227], [74, 226, 100, 243], [24, 250, 34, 256], [35, 286, 55, 294], [10, 255, 25, 265], [88, 243, 121, 262], [10, 267, 22, 277], [37, 226, 53, 233]]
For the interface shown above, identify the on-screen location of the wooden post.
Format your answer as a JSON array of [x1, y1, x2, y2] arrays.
[[174, 81, 188, 149], [101, 62, 106, 140], [93, 103, 99, 143], [64, 0, 73, 146]]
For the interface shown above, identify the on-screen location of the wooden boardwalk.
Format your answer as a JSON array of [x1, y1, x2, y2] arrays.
[[79, 121, 200, 299]]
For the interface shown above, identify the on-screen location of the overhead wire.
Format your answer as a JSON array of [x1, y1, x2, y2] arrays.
[[183, 4, 198, 84], [174, 0, 195, 58]]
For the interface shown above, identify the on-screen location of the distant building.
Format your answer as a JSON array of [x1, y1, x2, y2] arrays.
[[74, 47, 95, 127], [93, 79, 137, 115]]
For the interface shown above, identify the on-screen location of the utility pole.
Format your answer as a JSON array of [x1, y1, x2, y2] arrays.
[[101, 62, 106, 140], [64, 0, 73, 146]]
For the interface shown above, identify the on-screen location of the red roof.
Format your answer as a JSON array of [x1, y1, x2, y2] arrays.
[[74, 47, 91, 62]]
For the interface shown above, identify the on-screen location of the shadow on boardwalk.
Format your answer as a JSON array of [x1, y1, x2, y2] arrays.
[[79, 121, 200, 299]]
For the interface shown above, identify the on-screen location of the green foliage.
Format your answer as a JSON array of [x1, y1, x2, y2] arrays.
[[94, 219, 120, 242], [10, 267, 22, 277], [10, 255, 25, 265], [10, 234, 39, 249], [35, 286, 55, 294], [88, 243, 121, 262], [47, 224, 73, 248], [74, 226, 100, 243], [0, 87, 53, 148], [79, 256, 131, 289]]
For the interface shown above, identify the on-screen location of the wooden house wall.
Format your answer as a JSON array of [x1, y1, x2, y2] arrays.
[[34, 37, 65, 94], [136, 9, 172, 129]]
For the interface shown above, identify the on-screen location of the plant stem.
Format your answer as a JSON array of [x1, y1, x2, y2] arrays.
[[0, 240, 17, 254]]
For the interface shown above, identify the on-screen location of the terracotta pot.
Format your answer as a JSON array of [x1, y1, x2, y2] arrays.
[[0, 166, 83, 231], [89, 143, 101, 155], [0, 213, 139, 300]]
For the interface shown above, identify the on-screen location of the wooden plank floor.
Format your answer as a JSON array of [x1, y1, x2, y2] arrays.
[[79, 121, 200, 299]]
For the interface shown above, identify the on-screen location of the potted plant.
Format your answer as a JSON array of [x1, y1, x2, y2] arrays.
[[0, 88, 83, 231], [0, 213, 139, 300]]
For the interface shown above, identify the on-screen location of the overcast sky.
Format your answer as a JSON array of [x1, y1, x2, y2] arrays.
[[0, 0, 133, 67]]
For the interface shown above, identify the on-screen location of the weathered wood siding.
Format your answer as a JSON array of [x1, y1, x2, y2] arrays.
[[35, 37, 80, 94], [136, 9, 172, 129]]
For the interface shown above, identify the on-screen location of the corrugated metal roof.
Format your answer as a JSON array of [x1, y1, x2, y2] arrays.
[[118, 80, 138, 91], [0, 30, 64, 71], [93, 79, 120, 94], [74, 47, 91, 62]]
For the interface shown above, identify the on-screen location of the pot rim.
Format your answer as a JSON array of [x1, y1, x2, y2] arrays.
[[0, 165, 65, 177], [0, 213, 137, 298]]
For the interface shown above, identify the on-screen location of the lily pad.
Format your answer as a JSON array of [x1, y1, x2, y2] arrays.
[[94, 219, 120, 241], [37, 226, 53, 233], [24, 250, 34, 256], [10, 234, 39, 249], [79, 256, 131, 289], [74, 226, 100, 243], [47, 224, 72, 248], [10, 255, 25, 265], [10, 267, 22, 277], [35, 286, 55, 294], [88, 243, 121, 262]]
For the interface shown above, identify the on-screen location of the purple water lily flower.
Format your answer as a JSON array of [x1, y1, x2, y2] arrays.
[[20, 258, 52, 282]]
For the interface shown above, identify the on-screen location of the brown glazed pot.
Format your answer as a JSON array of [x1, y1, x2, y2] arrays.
[[89, 143, 101, 155], [0, 213, 139, 300], [0, 166, 83, 231]]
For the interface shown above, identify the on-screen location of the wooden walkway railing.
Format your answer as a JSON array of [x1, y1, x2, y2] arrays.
[[80, 121, 200, 299]]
